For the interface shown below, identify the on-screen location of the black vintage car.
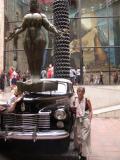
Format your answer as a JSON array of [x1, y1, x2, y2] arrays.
[[0, 78, 74, 153]]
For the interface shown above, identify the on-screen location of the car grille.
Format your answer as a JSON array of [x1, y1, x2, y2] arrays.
[[2, 112, 50, 132]]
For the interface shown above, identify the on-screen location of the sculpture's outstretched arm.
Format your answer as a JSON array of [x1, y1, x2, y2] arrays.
[[41, 14, 62, 36], [6, 19, 26, 41]]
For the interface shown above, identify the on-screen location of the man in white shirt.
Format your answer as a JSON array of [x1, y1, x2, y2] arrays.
[[70, 67, 76, 84]]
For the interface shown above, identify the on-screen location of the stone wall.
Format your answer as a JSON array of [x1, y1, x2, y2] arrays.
[[0, 0, 4, 71], [4, 0, 28, 73]]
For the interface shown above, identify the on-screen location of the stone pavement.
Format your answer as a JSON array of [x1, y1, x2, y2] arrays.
[[89, 118, 120, 160]]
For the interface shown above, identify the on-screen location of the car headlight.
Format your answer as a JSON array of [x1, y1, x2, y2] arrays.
[[54, 108, 67, 120]]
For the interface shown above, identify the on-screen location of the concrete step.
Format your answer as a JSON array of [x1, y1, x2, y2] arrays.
[[93, 105, 120, 118]]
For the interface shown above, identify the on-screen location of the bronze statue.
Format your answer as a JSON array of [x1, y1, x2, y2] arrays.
[[7, 0, 62, 79]]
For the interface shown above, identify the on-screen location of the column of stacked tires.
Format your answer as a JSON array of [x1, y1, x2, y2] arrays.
[[53, 0, 70, 152], [53, 0, 70, 79]]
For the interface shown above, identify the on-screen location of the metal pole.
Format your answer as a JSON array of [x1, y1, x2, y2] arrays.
[[78, 0, 83, 84], [106, 0, 111, 84]]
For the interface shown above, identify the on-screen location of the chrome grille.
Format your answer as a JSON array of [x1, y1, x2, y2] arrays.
[[37, 113, 50, 128], [3, 114, 16, 127], [2, 112, 50, 132]]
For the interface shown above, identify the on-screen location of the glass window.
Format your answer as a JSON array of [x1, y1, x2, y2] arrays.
[[38, 82, 67, 95], [112, 17, 120, 46], [80, 0, 107, 17], [107, 0, 120, 17]]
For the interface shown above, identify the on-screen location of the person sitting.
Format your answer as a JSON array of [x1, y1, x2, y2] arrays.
[[0, 87, 23, 113]]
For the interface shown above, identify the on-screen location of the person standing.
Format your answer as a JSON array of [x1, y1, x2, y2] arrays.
[[8, 66, 14, 86], [47, 64, 54, 78], [99, 71, 104, 85], [0, 70, 5, 92], [71, 87, 93, 160], [41, 68, 47, 78], [113, 70, 118, 84], [94, 73, 99, 85], [70, 67, 76, 85], [89, 73, 94, 85], [76, 67, 80, 84]]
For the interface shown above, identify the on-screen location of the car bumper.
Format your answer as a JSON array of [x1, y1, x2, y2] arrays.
[[0, 130, 69, 141]]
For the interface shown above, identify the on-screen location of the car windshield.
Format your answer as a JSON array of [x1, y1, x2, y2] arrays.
[[39, 82, 67, 95]]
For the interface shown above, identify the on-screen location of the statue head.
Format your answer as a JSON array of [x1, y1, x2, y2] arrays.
[[30, 0, 39, 13]]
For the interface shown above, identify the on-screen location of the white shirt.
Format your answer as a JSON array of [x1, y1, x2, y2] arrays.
[[70, 68, 76, 78], [76, 69, 80, 76], [72, 97, 86, 118], [7, 95, 17, 106]]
